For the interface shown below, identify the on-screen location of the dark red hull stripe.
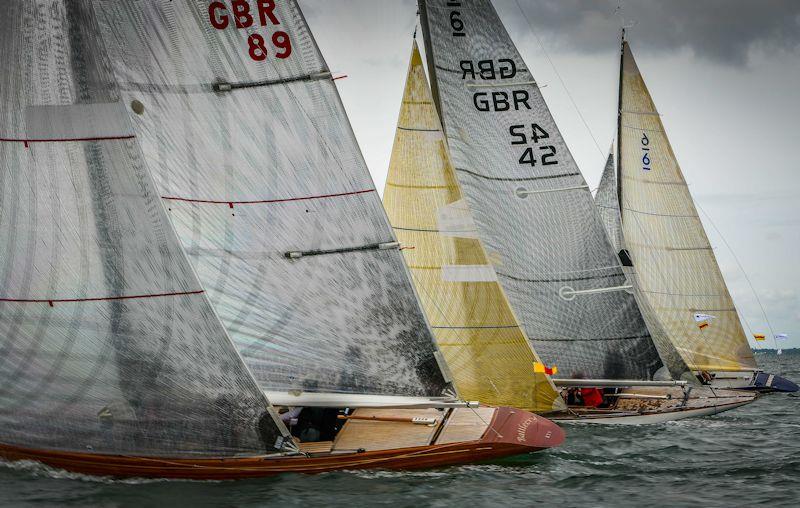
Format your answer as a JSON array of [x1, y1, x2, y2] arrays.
[[0, 290, 204, 306], [0, 135, 135, 144], [161, 189, 375, 206]]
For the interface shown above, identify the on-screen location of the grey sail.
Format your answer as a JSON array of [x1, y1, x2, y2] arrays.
[[595, 149, 624, 253], [0, 0, 288, 457], [596, 147, 692, 380], [419, 0, 663, 379], [94, 0, 449, 398]]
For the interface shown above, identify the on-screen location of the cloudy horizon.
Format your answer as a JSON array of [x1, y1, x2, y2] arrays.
[[301, 0, 800, 350]]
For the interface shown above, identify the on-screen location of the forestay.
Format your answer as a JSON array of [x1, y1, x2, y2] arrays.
[[95, 0, 449, 397], [616, 40, 756, 372], [0, 0, 288, 457], [383, 42, 564, 412], [419, 0, 663, 379]]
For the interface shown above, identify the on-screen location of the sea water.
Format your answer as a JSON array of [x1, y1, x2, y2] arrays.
[[2, 351, 798, 507]]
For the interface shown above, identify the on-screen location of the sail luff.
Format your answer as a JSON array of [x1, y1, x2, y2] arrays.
[[617, 41, 757, 372], [383, 42, 564, 412], [418, 0, 664, 380]]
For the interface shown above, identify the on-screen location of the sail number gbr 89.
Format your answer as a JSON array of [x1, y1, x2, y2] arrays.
[[208, 1, 292, 61]]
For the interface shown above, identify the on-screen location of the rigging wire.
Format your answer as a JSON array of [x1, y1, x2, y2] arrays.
[[512, 0, 607, 163], [695, 202, 781, 353]]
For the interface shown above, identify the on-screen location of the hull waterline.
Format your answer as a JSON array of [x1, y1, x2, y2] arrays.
[[0, 407, 563, 479]]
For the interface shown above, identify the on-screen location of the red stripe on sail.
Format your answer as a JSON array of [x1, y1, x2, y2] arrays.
[[0, 289, 204, 306], [161, 189, 375, 206]]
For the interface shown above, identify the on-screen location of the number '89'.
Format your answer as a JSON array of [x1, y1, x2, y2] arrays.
[[208, 1, 292, 61]]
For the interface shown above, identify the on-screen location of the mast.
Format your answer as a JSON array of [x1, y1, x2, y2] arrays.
[[616, 29, 625, 221], [417, 0, 445, 124]]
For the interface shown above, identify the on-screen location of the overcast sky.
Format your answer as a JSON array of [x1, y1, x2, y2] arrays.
[[301, 0, 800, 350]]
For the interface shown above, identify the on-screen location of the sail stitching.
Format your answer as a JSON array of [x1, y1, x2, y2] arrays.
[[455, 167, 580, 182], [0, 289, 204, 307], [0, 135, 135, 146], [161, 188, 374, 206]]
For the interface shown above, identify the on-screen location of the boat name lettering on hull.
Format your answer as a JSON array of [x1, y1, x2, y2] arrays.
[[516, 416, 535, 443], [207, 1, 292, 61]]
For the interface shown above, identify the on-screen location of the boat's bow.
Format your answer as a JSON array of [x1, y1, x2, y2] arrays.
[[478, 407, 565, 451]]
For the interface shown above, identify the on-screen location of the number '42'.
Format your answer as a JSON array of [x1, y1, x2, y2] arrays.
[[510, 123, 558, 166]]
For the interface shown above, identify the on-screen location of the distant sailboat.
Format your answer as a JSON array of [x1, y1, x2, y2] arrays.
[[597, 32, 798, 394], [0, 0, 563, 479], [415, 0, 757, 422]]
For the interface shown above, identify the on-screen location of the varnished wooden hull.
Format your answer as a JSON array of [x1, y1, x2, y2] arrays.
[[0, 407, 564, 480]]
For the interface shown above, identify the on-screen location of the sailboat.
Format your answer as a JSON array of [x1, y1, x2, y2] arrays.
[[596, 32, 798, 393], [383, 41, 565, 415], [414, 0, 756, 422], [0, 0, 563, 479]]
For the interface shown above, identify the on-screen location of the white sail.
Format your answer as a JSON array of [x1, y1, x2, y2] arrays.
[[617, 39, 757, 372], [0, 0, 288, 457], [419, 0, 663, 380], [94, 0, 450, 398]]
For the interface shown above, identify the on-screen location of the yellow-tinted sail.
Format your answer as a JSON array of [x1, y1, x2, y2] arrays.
[[617, 39, 757, 372], [383, 42, 564, 412]]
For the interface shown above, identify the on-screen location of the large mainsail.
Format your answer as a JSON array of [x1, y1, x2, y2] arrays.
[[383, 42, 563, 412], [419, 0, 663, 380], [0, 0, 287, 456], [94, 0, 449, 399], [616, 39, 757, 372]]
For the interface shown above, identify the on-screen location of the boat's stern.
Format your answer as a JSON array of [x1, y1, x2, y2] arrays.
[[752, 372, 799, 393]]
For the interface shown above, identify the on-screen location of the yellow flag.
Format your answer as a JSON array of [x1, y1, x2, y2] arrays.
[[754, 334, 766, 341]]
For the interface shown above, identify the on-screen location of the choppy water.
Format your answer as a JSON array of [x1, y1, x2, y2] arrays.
[[2, 351, 798, 507]]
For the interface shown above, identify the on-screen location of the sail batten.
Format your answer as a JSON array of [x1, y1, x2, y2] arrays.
[[383, 42, 564, 412], [615, 41, 757, 372], [419, 0, 664, 380], [94, 0, 449, 397]]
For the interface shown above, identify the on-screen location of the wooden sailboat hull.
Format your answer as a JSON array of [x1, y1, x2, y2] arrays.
[[0, 407, 564, 480], [550, 387, 756, 424]]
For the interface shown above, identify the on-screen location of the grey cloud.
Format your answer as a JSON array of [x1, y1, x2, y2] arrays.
[[505, 0, 800, 65]]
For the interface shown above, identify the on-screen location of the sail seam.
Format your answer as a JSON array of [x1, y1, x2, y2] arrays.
[[385, 182, 450, 190], [0, 135, 135, 145], [397, 126, 440, 132], [431, 325, 520, 330], [496, 271, 624, 283], [0, 290, 204, 306], [623, 207, 699, 218], [161, 189, 375, 206], [455, 167, 580, 182], [393, 226, 476, 234], [535, 334, 651, 342]]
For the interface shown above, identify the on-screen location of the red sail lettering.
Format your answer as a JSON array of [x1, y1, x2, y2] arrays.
[[208, 1, 228, 29], [257, 0, 280, 25], [231, 0, 254, 28]]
